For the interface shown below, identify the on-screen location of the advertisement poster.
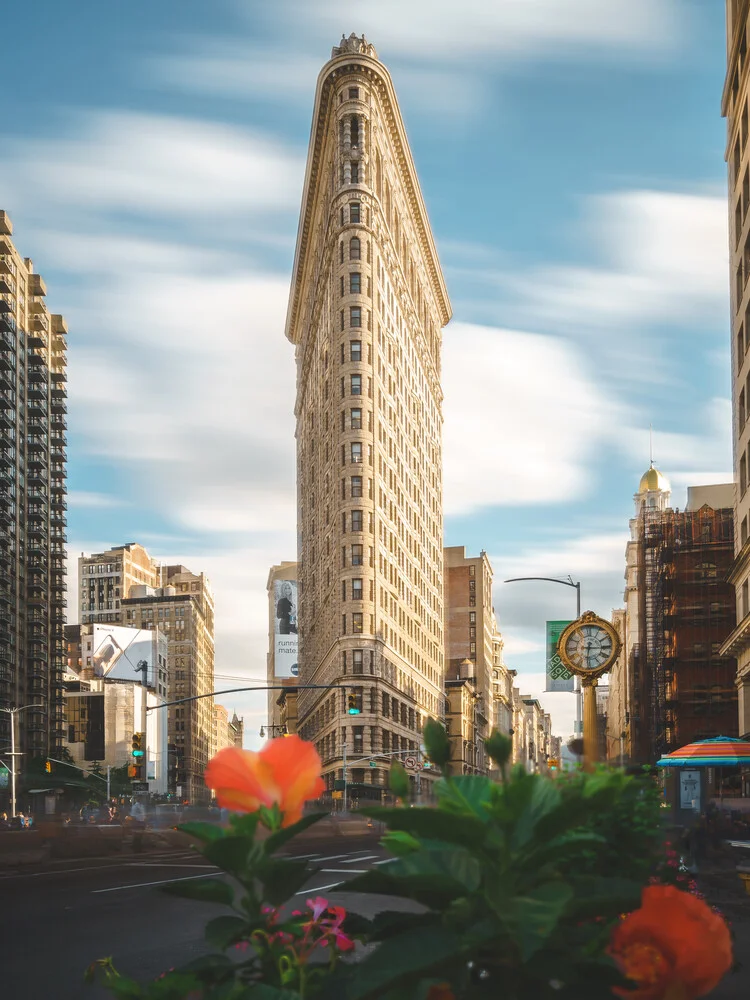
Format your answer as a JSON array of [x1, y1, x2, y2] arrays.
[[274, 579, 299, 678], [546, 620, 574, 692], [679, 770, 701, 811], [91, 625, 155, 686]]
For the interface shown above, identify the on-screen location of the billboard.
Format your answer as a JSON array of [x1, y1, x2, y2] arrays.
[[546, 620, 574, 692], [273, 579, 299, 678], [91, 625, 157, 687]]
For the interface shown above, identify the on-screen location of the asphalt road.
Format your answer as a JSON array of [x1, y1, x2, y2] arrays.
[[0, 834, 389, 1000]]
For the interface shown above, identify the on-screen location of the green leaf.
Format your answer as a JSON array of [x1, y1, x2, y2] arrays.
[[161, 877, 234, 905], [506, 882, 574, 961], [485, 729, 513, 770], [389, 762, 410, 798], [343, 865, 468, 909], [202, 835, 253, 874], [205, 915, 249, 949], [567, 875, 641, 920], [256, 858, 311, 906], [381, 830, 421, 856], [422, 718, 451, 768], [363, 806, 487, 850], [393, 845, 481, 891], [510, 775, 562, 851], [228, 813, 261, 838], [434, 774, 494, 818], [178, 821, 226, 843], [108, 979, 144, 1000], [143, 973, 207, 999], [263, 812, 328, 855]]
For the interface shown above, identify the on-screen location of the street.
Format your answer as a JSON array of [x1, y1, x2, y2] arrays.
[[0, 832, 388, 1000]]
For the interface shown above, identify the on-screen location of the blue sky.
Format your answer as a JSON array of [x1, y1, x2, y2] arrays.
[[0, 1, 734, 742]]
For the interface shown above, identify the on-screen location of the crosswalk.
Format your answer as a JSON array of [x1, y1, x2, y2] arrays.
[[280, 847, 393, 896]]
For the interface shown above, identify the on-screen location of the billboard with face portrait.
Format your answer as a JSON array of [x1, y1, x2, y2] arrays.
[[273, 580, 299, 678]]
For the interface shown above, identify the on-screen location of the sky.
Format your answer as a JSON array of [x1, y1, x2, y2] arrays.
[[0, 0, 734, 744]]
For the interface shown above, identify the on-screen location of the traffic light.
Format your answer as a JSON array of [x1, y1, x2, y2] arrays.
[[548, 757, 559, 771], [128, 765, 137, 778], [347, 691, 360, 715], [131, 733, 144, 757], [44, 760, 51, 773]]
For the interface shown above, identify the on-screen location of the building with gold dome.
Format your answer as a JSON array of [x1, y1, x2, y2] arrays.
[[609, 469, 737, 764]]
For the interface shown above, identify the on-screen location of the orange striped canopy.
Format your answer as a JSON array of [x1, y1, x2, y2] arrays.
[[656, 736, 750, 767]]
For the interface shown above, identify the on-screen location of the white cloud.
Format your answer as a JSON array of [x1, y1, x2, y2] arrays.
[[442, 322, 626, 513], [520, 190, 729, 334], [68, 491, 127, 509], [0, 111, 303, 224]]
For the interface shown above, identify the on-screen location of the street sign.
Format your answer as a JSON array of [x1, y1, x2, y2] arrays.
[[331, 791, 343, 800], [333, 779, 346, 791], [132, 781, 149, 792], [404, 756, 417, 770], [368, 760, 377, 767]]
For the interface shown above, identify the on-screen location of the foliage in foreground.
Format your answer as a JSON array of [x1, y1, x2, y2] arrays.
[[86, 725, 732, 1000]]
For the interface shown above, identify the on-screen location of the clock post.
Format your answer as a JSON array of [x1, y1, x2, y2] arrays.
[[556, 612, 622, 772]]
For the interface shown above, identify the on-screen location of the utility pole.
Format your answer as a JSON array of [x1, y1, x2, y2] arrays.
[[106, 764, 111, 801], [135, 659, 149, 795], [342, 741, 347, 814], [1, 704, 43, 818]]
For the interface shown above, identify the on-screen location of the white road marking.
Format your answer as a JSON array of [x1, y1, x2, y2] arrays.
[[294, 880, 342, 895], [128, 863, 217, 869], [341, 855, 378, 863], [373, 858, 396, 865], [320, 868, 368, 873], [313, 851, 370, 862], [283, 853, 321, 860], [92, 872, 221, 894]]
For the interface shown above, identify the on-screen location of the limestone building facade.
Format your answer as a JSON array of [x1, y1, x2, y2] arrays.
[[722, 2, 750, 736], [285, 35, 451, 798], [0, 211, 67, 768]]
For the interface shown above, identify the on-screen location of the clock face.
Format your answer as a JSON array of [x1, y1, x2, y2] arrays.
[[564, 624, 615, 673]]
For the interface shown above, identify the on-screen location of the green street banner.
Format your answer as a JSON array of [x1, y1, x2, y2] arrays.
[[546, 620, 574, 692]]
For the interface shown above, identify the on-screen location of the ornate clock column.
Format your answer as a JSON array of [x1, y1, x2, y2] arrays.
[[557, 611, 622, 772]]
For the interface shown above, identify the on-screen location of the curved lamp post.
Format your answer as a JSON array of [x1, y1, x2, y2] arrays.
[[503, 576, 582, 737], [0, 704, 44, 817]]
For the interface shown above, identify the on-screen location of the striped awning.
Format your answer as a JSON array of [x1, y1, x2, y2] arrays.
[[656, 736, 750, 767]]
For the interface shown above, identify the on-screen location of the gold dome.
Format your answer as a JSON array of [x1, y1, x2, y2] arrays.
[[638, 463, 670, 494]]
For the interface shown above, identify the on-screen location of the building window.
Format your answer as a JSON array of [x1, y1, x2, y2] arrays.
[[469, 611, 476, 624], [350, 340, 362, 361], [349, 87, 359, 99], [350, 272, 361, 294], [350, 407, 362, 429], [351, 442, 363, 463], [342, 615, 347, 634], [341, 580, 347, 601], [350, 202, 361, 224], [351, 374, 362, 395], [741, 453, 748, 496], [351, 161, 360, 184], [352, 578, 363, 600], [350, 307, 362, 328], [352, 544, 364, 566], [352, 613, 364, 633], [350, 237, 361, 260], [469, 596, 476, 608], [351, 509, 363, 531]]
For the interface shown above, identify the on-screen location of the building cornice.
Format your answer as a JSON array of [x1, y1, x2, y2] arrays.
[[284, 50, 452, 346]]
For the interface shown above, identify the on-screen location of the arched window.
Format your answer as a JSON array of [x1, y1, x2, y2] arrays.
[[350, 237, 361, 260]]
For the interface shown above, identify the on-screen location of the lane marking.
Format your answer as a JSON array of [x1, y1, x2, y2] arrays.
[[313, 853, 360, 862], [320, 868, 368, 873], [341, 855, 378, 863], [283, 853, 321, 860], [373, 858, 396, 865], [128, 863, 217, 869], [294, 880, 342, 895], [92, 872, 222, 893]]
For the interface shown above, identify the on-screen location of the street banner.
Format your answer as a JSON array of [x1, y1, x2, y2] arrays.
[[274, 579, 299, 678], [546, 620, 574, 692]]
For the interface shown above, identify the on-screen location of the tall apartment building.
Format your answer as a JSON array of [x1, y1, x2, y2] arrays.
[[722, 2, 750, 736], [0, 212, 67, 767], [285, 35, 451, 798], [79, 545, 215, 804], [79, 543, 160, 624], [444, 546, 496, 772], [621, 470, 737, 763]]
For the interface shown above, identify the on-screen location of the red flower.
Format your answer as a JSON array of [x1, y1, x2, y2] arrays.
[[609, 885, 732, 1000], [204, 736, 325, 827]]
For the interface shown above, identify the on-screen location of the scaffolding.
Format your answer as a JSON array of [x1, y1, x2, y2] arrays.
[[635, 504, 738, 763]]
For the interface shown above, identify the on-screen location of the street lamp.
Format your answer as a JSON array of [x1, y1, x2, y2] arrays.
[[0, 704, 44, 818], [259, 724, 288, 739], [503, 575, 582, 737]]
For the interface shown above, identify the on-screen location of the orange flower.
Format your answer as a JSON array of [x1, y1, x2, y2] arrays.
[[609, 885, 732, 1000], [205, 736, 325, 827], [425, 986, 455, 1000]]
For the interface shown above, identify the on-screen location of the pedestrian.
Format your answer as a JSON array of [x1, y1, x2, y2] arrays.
[[0, 812, 9, 831]]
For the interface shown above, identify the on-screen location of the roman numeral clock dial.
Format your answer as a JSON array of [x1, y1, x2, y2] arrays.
[[557, 612, 621, 681]]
